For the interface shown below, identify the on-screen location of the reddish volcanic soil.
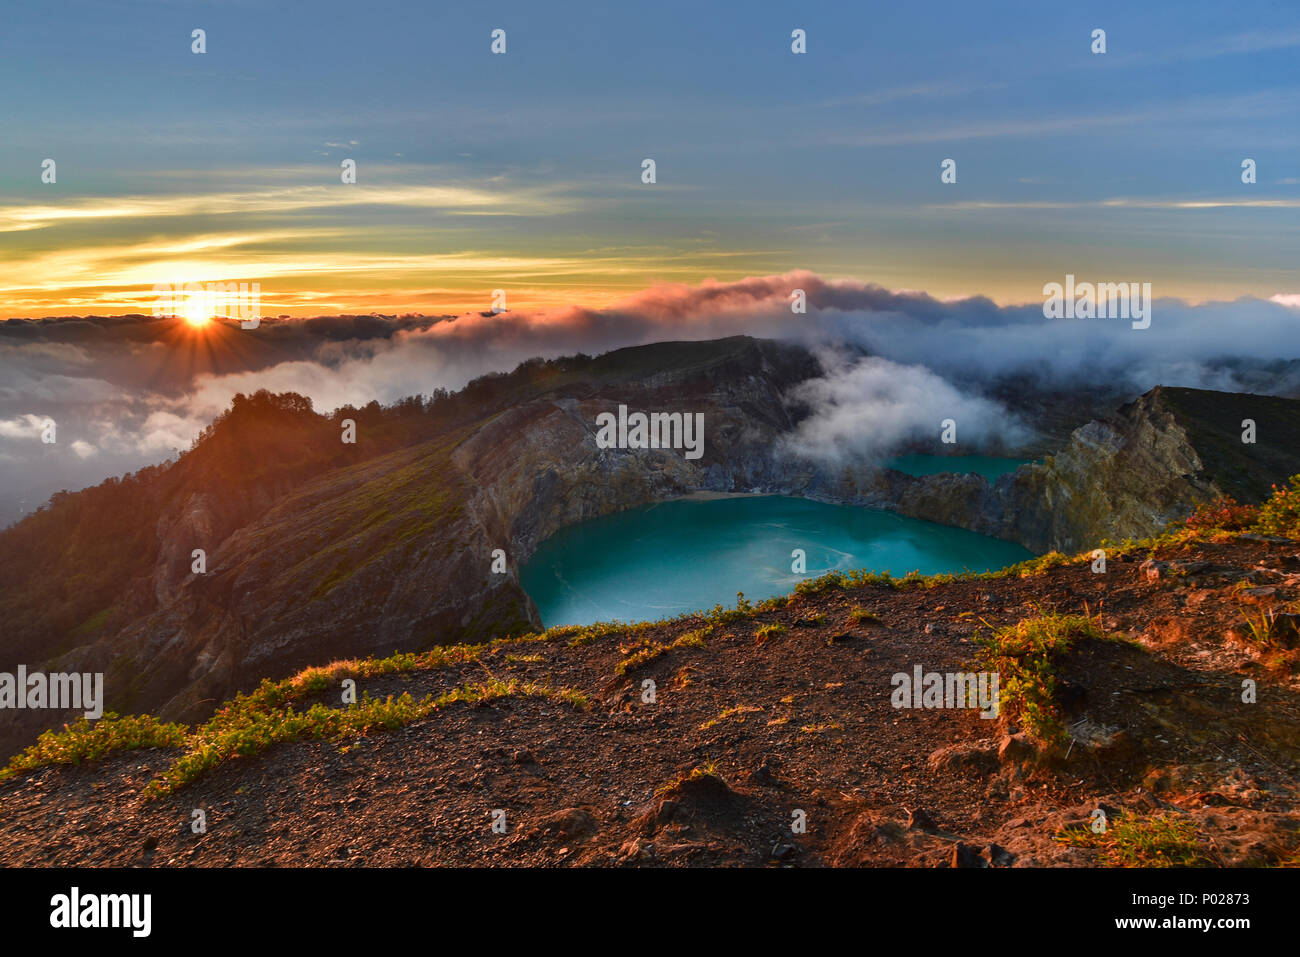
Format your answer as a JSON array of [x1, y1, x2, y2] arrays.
[[1, 536, 1298, 867]]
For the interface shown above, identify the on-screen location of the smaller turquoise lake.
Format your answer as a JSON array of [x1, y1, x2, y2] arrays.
[[884, 454, 1031, 480], [520, 495, 1033, 628]]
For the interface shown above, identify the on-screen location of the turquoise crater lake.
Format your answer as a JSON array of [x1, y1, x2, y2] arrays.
[[520, 495, 1034, 628], [884, 454, 1031, 480]]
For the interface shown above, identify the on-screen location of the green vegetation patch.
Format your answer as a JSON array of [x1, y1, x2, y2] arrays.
[[143, 677, 588, 798], [0, 639, 582, 793], [1252, 475, 1300, 538], [1177, 476, 1300, 540], [70, 607, 112, 641], [553, 619, 658, 648], [1057, 811, 1211, 867], [656, 761, 728, 796], [615, 626, 711, 677], [0, 714, 188, 781], [848, 605, 880, 624], [699, 704, 763, 730], [978, 613, 1109, 751]]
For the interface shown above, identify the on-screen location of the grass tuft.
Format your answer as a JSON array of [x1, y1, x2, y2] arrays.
[[615, 626, 711, 677], [699, 704, 763, 730], [1057, 811, 1211, 867], [978, 612, 1108, 750], [848, 605, 880, 624]]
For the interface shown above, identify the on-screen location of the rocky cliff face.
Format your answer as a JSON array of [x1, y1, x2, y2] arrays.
[[875, 387, 1300, 553], [991, 391, 1220, 552], [452, 337, 821, 565], [443, 369, 1300, 595]]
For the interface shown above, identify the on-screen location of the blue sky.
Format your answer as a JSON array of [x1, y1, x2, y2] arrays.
[[1, 0, 1298, 313]]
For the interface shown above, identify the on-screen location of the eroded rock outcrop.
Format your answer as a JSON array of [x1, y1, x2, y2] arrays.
[[879, 387, 1300, 553]]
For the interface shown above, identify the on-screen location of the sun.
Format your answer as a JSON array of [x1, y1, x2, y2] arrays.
[[182, 290, 211, 328]]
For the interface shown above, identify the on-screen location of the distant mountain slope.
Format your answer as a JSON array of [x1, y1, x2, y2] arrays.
[[1000, 386, 1300, 551], [1158, 387, 1300, 503]]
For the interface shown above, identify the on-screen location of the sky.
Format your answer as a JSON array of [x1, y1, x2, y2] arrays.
[[1, 0, 1299, 316], [3, 1, 1300, 522]]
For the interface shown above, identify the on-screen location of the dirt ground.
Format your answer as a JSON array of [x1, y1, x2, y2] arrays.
[[2, 536, 1298, 867]]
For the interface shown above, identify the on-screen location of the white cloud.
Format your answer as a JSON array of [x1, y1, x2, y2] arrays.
[[3, 271, 1300, 525], [0, 414, 48, 440], [783, 354, 1030, 462]]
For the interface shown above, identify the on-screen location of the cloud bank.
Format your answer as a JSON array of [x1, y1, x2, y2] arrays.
[[3, 271, 1298, 523]]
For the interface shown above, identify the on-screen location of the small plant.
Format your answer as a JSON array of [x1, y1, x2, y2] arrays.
[[565, 620, 655, 648], [1057, 811, 1210, 867], [676, 628, 710, 649], [1239, 606, 1279, 648], [800, 721, 842, 734], [1253, 475, 1300, 538], [656, 761, 726, 796], [1184, 495, 1258, 531], [703, 592, 761, 625], [700, 704, 763, 730], [848, 605, 880, 624], [755, 622, 787, 644], [978, 612, 1109, 750], [795, 571, 848, 597], [1011, 551, 1073, 577]]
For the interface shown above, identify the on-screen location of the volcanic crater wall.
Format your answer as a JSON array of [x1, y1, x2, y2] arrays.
[[3, 337, 1297, 759]]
